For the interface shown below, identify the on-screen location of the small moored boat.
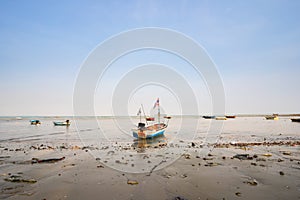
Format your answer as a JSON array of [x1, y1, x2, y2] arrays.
[[215, 117, 227, 120], [30, 120, 41, 125], [291, 118, 300, 123], [53, 120, 70, 126], [132, 98, 170, 139], [225, 115, 236, 119], [202, 116, 215, 119], [265, 114, 279, 120]]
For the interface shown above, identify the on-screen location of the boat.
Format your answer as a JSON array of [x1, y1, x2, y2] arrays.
[[215, 117, 227, 120], [132, 98, 170, 139], [202, 116, 215, 119], [291, 118, 300, 122], [30, 120, 41, 125], [265, 114, 279, 120], [225, 115, 236, 119], [53, 120, 70, 126], [146, 117, 155, 121]]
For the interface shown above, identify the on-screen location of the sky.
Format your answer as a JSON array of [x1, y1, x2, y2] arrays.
[[0, 0, 300, 116]]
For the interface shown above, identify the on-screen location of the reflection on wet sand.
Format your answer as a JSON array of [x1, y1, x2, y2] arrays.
[[133, 136, 168, 150]]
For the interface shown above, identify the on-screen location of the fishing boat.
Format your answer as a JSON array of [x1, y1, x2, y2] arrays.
[[202, 116, 216, 119], [132, 98, 170, 139], [53, 120, 70, 126], [225, 115, 236, 119], [265, 114, 279, 120], [30, 120, 41, 125], [291, 118, 300, 122], [215, 117, 227, 120]]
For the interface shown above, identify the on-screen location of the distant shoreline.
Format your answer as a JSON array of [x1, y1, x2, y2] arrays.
[[1, 114, 300, 119]]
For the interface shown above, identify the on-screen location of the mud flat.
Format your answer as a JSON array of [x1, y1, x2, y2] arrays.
[[0, 137, 299, 200]]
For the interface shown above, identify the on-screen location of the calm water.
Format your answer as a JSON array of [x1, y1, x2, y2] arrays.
[[1, 116, 300, 173], [1, 116, 299, 144]]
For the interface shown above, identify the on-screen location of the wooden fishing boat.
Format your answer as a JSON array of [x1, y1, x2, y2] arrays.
[[202, 116, 215, 119], [215, 117, 227, 120], [146, 117, 155, 121], [53, 120, 70, 126], [132, 98, 170, 139], [30, 120, 41, 125], [291, 118, 300, 122], [225, 115, 236, 119], [265, 114, 279, 120]]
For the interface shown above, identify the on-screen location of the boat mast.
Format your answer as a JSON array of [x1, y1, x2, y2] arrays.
[[139, 109, 141, 123], [141, 104, 148, 125], [158, 98, 160, 124]]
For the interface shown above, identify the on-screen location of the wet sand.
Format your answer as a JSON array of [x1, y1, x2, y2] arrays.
[[0, 139, 299, 199]]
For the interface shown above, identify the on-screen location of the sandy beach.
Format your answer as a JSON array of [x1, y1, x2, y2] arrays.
[[0, 117, 300, 200]]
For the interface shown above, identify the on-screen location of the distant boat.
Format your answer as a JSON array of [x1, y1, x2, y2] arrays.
[[215, 117, 227, 120], [202, 116, 216, 119], [132, 98, 170, 139], [53, 120, 70, 126], [146, 117, 155, 121], [225, 115, 236, 119], [291, 118, 300, 122], [265, 114, 279, 120], [30, 120, 41, 125]]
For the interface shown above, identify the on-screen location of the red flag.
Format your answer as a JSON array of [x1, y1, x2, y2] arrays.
[[153, 98, 159, 109]]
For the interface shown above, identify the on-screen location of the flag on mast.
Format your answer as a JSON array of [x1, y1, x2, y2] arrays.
[[153, 98, 159, 109]]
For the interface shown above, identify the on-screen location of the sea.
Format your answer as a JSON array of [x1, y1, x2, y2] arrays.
[[1, 116, 300, 142], [0, 116, 299, 173]]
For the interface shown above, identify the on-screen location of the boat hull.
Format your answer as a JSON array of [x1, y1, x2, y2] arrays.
[[291, 118, 300, 122], [202, 116, 215, 119], [225, 115, 236, 119], [265, 116, 279, 120], [53, 122, 70, 126], [30, 120, 41, 125], [132, 123, 167, 139], [215, 117, 227, 120], [133, 129, 165, 139]]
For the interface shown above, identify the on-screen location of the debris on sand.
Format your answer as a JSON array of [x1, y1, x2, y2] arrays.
[[244, 179, 258, 186], [174, 196, 187, 200], [183, 153, 191, 159], [282, 151, 291, 155], [127, 180, 138, 185], [262, 153, 272, 157], [233, 154, 252, 160], [4, 175, 37, 184], [180, 174, 188, 178], [204, 162, 221, 167], [279, 171, 285, 176], [203, 157, 213, 161], [235, 192, 242, 197], [31, 157, 65, 164]]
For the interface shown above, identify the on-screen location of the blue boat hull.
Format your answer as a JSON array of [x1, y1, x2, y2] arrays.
[[53, 122, 70, 126], [133, 129, 165, 139]]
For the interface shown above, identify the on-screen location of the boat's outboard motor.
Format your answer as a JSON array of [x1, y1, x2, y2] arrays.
[[138, 123, 145, 129]]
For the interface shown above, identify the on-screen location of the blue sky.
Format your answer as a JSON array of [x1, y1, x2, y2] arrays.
[[0, 0, 300, 115]]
